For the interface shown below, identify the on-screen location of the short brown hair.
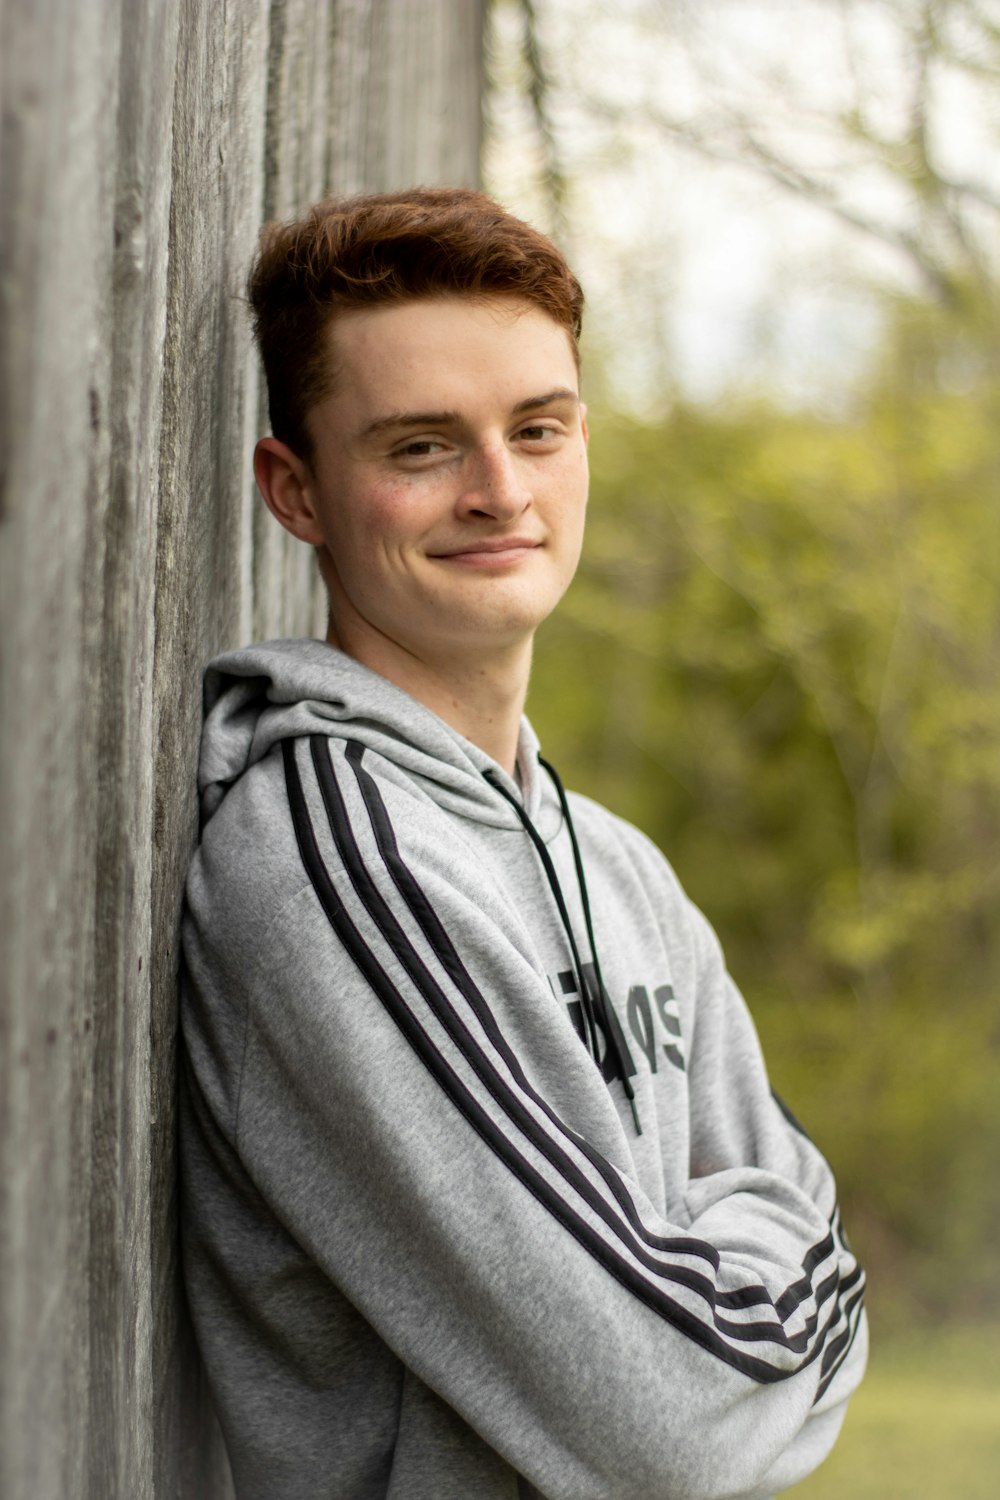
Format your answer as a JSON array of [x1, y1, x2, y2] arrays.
[[247, 187, 585, 461]]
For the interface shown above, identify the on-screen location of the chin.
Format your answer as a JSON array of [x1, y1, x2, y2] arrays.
[[459, 608, 559, 646]]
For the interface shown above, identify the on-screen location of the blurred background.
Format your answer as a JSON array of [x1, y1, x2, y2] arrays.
[[485, 1, 1000, 1493], [3, 2, 995, 1493]]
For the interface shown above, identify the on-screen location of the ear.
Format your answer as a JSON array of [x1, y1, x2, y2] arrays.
[[253, 436, 326, 546], [580, 402, 589, 448]]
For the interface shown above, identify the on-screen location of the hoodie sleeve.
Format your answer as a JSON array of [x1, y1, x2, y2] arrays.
[[185, 734, 866, 1500], [667, 884, 868, 1497]]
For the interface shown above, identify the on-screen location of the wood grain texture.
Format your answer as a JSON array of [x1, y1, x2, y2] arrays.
[[0, 3, 484, 1496]]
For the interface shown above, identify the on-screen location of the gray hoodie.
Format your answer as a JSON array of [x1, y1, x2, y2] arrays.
[[180, 637, 867, 1500]]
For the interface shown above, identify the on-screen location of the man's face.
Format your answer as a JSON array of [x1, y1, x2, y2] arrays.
[[289, 295, 589, 674]]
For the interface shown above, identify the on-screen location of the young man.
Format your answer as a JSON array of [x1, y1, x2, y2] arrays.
[[180, 188, 867, 1500]]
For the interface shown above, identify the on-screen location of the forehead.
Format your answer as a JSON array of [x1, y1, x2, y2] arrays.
[[320, 296, 579, 417]]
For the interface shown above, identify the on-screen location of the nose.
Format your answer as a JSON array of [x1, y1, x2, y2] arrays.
[[457, 441, 532, 521]]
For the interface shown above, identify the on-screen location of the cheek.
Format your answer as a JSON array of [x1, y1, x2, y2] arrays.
[[368, 475, 441, 539], [332, 481, 422, 559], [552, 453, 589, 520]]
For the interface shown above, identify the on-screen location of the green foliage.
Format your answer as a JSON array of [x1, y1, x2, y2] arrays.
[[528, 291, 1000, 1327]]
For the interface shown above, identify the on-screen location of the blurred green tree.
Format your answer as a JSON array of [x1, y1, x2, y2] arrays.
[[530, 293, 1000, 1322], [498, 0, 1000, 1328]]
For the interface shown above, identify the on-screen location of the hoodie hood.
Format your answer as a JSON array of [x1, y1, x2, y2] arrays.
[[199, 638, 549, 831]]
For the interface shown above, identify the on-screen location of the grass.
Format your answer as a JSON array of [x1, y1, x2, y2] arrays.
[[788, 1323, 1000, 1498]]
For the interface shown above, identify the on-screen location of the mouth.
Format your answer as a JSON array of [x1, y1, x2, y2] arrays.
[[430, 537, 543, 564]]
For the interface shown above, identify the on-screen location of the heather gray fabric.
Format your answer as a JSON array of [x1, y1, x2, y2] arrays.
[[180, 637, 867, 1500]]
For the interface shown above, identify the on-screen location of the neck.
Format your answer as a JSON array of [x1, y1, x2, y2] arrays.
[[405, 651, 530, 777], [327, 618, 532, 777]]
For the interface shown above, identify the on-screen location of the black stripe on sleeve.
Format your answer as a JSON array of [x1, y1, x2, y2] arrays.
[[815, 1279, 866, 1402]]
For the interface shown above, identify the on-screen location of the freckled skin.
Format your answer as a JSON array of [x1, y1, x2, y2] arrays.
[[253, 296, 589, 769]]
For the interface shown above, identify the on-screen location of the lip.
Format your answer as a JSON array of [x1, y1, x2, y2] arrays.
[[430, 536, 543, 560]]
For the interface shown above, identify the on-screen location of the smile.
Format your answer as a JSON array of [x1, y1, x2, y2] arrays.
[[430, 538, 543, 567]]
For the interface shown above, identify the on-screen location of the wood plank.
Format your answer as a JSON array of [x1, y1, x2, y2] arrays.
[[0, 3, 485, 1495]]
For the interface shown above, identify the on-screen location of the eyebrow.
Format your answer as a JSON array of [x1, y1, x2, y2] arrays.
[[359, 388, 580, 440], [512, 387, 580, 415]]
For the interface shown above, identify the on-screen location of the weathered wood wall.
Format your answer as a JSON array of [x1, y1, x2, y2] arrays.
[[0, 4, 484, 1496]]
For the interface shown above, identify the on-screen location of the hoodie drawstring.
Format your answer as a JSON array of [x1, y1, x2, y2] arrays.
[[484, 759, 642, 1135]]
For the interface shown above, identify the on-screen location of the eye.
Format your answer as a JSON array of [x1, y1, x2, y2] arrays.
[[516, 422, 560, 443], [395, 438, 445, 459]]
